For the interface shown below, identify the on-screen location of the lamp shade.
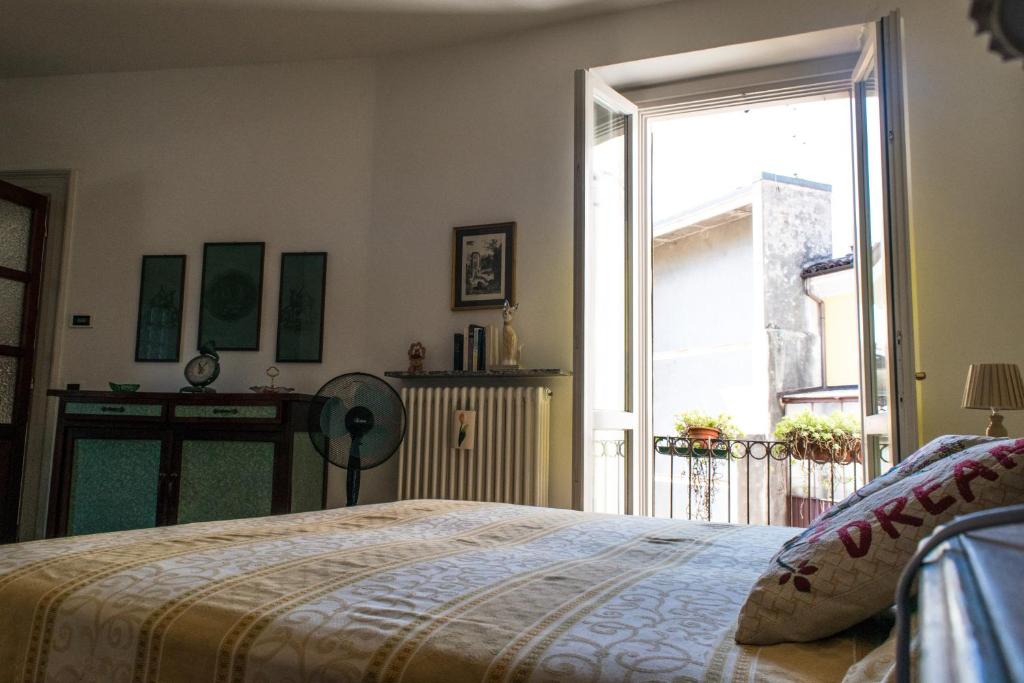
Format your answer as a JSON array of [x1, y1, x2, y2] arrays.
[[962, 363, 1024, 410]]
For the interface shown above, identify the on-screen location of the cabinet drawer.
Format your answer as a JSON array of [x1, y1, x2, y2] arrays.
[[172, 404, 279, 422], [65, 401, 164, 419]]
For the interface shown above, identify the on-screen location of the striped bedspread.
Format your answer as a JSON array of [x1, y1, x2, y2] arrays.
[[0, 500, 891, 682]]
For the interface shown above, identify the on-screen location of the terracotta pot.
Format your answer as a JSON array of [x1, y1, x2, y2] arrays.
[[686, 427, 722, 443], [792, 439, 862, 465]]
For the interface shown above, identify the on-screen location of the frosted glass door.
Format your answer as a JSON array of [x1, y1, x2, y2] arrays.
[[0, 180, 48, 542], [177, 440, 276, 523], [67, 438, 162, 535]]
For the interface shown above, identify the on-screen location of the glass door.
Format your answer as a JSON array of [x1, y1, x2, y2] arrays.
[[0, 179, 49, 543], [574, 70, 642, 513], [852, 13, 916, 479]]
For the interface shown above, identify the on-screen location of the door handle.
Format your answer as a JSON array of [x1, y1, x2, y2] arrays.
[[212, 408, 239, 415], [101, 406, 126, 413]]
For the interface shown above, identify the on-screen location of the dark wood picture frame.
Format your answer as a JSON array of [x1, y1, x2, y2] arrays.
[[197, 242, 265, 351], [134, 255, 186, 362], [275, 252, 327, 363], [451, 221, 516, 310]]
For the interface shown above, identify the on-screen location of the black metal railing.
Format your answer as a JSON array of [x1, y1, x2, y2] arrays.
[[651, 436, 865, 527]]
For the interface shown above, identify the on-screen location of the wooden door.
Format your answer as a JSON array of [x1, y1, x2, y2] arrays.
[[0, 180, 48, 543]]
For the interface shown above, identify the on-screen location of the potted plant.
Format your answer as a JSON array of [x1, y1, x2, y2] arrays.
[[674, 410, 741, 443], [773, 411, 861, 464]]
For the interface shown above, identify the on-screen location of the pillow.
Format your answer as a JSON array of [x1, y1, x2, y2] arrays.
[[735, 435, 1024, 645]]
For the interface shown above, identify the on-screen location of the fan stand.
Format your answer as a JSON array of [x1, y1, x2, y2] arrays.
[[346, 440, 362, 507], [344, 405, 374, 507]]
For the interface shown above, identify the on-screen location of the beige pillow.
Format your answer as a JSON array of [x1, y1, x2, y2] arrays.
[[735, 436, 1024, 645]]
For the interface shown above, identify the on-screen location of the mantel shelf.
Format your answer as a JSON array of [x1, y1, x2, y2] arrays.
[[384, 369, 570, 380]]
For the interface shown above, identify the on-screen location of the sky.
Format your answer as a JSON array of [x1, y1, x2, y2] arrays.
[[650, 95, 855, 257]]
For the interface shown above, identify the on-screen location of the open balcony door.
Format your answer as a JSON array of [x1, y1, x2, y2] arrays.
[[852, 12, 919, 479], [573, 70, 645, 514]]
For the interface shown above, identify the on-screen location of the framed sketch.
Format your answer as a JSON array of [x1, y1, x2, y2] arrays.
[[134, 255, 186, 362], [276, 252, 327, 363], [452, 410, 476, 450], [451, 222, 515, 310], [197, 242, 265, 351]]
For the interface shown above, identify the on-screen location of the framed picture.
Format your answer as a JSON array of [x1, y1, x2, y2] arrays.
[[451, 222, 515, 310], [197, 242, 265, 351], [452, 410, 476, 450], [134, 255, 186, 362], [276, 252, 327, 363]]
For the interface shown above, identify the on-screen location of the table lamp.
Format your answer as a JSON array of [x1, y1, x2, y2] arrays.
[[962, 363, 1024, 437]]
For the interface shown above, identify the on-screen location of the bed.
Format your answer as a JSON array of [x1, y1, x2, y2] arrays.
[[0, 500, 894, 682]]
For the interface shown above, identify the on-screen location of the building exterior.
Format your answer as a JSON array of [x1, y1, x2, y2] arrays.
[[782, 254, 860, 418], [653, 172, 840, 439]]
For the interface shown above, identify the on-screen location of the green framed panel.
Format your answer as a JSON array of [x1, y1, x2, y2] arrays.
[[68, 438, 162, 535], [276, 252, 326, 363], [173, 404, 277, 420], [66, 402, 164, 417], [197, 242, 264, 351], [290, 432, 324, 512], [135, 255, 186, 362], [177, 440, 274, 523]]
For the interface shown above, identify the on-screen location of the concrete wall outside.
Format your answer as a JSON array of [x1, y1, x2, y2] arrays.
[[652, 215, 755, 436], [760, 178, 831, 429]]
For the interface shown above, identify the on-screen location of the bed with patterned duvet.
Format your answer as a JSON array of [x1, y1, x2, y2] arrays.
[[0, 499, 895, 683]]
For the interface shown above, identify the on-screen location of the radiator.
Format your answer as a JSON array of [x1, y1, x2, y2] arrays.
[[397, 386, 551, 506]]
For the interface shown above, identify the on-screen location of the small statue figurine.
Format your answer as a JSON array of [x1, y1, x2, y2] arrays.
[[500, 300, 522, 368], [408, 342, 426, 373]]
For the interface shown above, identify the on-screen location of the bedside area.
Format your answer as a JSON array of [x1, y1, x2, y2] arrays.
[[45, 390, 325, 538]]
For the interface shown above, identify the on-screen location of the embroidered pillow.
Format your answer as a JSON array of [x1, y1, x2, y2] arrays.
[[735, 436, 1024, 645]]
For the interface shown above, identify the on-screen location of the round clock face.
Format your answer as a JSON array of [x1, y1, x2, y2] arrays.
[[184, 353, 220, 387]]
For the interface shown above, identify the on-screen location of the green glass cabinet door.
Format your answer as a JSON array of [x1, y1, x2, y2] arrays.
[[290, 432, 324, 513], [67, 438, 162, 535], [177, 440, 275, 524]]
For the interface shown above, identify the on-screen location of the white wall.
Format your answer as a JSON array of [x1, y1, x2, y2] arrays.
[[1, 0, 1022, 518], [368, 0, 1024, 511], [0, 59, 379, 509]]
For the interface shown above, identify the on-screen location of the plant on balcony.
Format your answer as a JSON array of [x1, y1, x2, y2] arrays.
[[774, 411, 861, 464], [672, 411, 741, 522], [674, 410, 741, 442]]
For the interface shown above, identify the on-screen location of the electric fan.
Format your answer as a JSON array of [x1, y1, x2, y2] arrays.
[[307, 373, 407, 506]]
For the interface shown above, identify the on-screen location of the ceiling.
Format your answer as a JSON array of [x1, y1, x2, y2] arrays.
[[0, 0, 671, 78]]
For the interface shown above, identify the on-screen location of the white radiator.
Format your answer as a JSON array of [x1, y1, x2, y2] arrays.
[[397, 386, 551, 506]]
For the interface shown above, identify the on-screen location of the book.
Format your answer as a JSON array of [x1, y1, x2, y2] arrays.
[[476, 326, 486, 371], [487, 324, 499, 370], [468, 324, 485, 372], [453, 333, 464, 371]]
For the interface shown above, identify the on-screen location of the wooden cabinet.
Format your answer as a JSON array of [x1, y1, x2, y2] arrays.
[[47, 391, 325, 537]]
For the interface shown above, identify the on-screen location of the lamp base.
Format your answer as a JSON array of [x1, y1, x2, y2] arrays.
[[986, 412, 1008, 437]]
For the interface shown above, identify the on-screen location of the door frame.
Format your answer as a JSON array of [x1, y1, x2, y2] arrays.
[[851, 13, 918, 474], [0, 179, 49, 543], [572, 15, 919, 512], [0, 170, 75, 541], [573, 69, 645, 513]]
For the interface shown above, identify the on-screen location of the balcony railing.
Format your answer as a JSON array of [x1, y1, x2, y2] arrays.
[[592, 436, 873, 526]]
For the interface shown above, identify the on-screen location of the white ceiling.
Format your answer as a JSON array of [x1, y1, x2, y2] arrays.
[[0, 0, 671, 78]]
